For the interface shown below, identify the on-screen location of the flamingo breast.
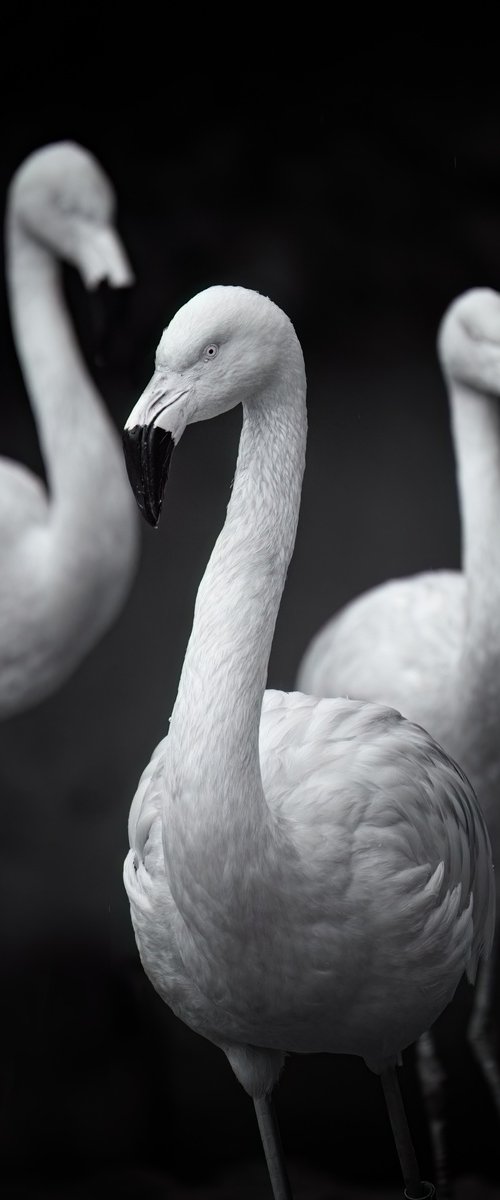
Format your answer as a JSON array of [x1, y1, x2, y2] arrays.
[[124, 690, 493, 1072]]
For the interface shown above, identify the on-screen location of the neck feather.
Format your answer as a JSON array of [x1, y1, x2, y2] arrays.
[[6, 211, 125, 528], [449, 378, 500, 649], [165, 357, 306, 911]]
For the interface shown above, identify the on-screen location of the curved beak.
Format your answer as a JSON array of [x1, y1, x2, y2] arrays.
[[77, 222, 134, 290], [123, 374, 187, 527], [122, 422, 174, 528]]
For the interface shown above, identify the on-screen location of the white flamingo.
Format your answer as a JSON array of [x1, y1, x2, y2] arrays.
[[122, 284, 494, 1200], [297, 287, 500, 1189], [0, 141, 139, 717]]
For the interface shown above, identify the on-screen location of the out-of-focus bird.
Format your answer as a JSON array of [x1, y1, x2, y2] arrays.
[[0, 141, 139, 717], [122, 284, 494, 1200], [297, 287, 500, 1188]]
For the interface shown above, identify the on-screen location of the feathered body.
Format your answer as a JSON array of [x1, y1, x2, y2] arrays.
[[122, 285, 494, 1104], [125, 691, 492, 1087], [0, 142, 138, 716]]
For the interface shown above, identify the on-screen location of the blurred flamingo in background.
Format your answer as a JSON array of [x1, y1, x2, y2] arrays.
[[0, 141, 139, 717], [297, 287, 500, 1192]]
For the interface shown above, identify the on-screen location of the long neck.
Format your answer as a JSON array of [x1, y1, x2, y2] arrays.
[[166, 361, 306, 915], [449, 376, 500, 652], [6, 210, 125, 531]]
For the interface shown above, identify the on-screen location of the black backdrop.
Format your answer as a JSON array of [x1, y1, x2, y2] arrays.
[[1, 28, 500, 1199]]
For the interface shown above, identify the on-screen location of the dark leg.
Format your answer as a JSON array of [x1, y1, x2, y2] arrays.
[[381, 1065, 436, 1199], [254, 1094, 293, 1200], [416, 1030, 451, 1197], [468, 953, 500, 1119]]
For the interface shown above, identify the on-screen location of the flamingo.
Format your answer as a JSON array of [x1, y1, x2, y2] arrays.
[[296, 286, 500, 1189], [121, 284, 494, 1200], [0, 141, 139, 717]]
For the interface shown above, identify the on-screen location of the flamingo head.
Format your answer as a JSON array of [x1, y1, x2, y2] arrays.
[[122, 283, 302, 527], [438, 287, 500, 394], [8, 140, 134, 290]]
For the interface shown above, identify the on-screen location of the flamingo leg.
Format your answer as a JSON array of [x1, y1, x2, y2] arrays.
[[254, 1094, 293, 1200], [415, 1029, 451, 1197], [381, 1065, 436, 1199], [468, 951, 500, 1119]]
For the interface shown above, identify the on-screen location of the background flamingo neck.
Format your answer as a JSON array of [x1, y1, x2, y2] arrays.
[[6, 212, 120, 508], [450, 377, 500, 649]]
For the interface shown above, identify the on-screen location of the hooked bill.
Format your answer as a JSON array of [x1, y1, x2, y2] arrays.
[[122, 423, 175, 528]]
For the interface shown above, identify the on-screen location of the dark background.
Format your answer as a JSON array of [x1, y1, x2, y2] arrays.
[[1, 26, 500, 1199]]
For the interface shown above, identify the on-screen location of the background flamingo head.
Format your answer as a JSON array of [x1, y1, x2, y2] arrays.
[[8, 140, 134, 290], [437, 287, 500, 395]]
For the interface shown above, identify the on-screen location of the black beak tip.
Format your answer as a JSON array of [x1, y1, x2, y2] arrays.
[[134, 493, 162, 529], [122, 423, 174, 528], [142, 497, 162, 529]]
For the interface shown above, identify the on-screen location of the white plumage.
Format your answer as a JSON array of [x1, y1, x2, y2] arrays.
[[122, 285, 494, 1199], [0, 142, 139, 717], [297, 287, 500, 1181]]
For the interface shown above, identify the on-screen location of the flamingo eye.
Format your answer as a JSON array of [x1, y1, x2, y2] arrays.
[[203, 344, 219, 361]]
